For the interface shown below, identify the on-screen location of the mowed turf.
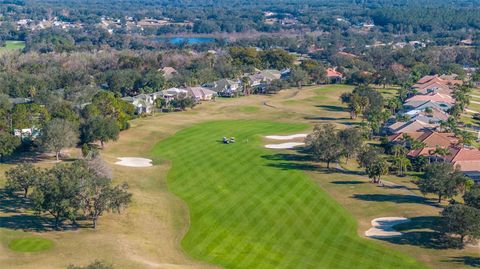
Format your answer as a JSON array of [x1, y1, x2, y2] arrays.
[[9, 237, 53, 252], [0, 41, 25, 52], [153, 120, 429, 269]]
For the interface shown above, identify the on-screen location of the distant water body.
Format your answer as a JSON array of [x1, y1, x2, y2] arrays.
[[156, 37, 216, 44]]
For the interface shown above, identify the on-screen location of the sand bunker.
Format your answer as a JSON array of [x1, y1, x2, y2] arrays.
[[265, 142, 305, 149], [365, 217, 410, 238], [265, 134, 308, 140], [115, 157, 153, 167]]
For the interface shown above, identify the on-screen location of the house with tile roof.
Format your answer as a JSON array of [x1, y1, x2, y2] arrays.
[[404, 106, 449, 123], [403, 100, 452, 112], [446, 147, 480, 181], [414, 75, 462, 87], [389, 131, 457, 147], [405, 93, 455, 104], [326, 68, 343, 84], [386, 119, 436, 134], [412, 81, 453, 95]]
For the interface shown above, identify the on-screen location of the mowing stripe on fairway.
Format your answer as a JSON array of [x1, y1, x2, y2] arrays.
[[153, 120, 429, 269]]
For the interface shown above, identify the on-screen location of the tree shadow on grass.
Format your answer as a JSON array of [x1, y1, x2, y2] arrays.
[[379, 182, 420, 194], [381, 231, 458, 250], [262, 152, 321, 171], [331, 180, 366, 185], [304, 116, 350, 121], [261, 153, 313, 163], [0, 214, 55, 232], [0, 189, 33, 213], [378, 216, 461, 250], [342, 122, 364, 126], [447, 256, 480, 267], [352, 193, 442, 208], [0, 188, 78, 232], [261, 152, 366, 176], [316, 105, 345, 112], [265, 161, 321, 171]]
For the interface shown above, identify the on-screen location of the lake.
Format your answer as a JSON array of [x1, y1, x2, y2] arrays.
[[157, 37, 216, 45]]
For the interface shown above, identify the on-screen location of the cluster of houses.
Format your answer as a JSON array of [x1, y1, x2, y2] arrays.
[[122, 65, 348, 115], [121, 68, 286, 114], [99, 17, 193, 34], [386, 75, 480, 181], [15, 18, 82, 31]]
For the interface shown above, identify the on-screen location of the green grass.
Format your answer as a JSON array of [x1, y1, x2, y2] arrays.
[[8, 237, 53, 252], [0, 40, 25, 52], [314, 84, 353, 94], [152, 120, 428, 269], [237, 106, 261, 113]]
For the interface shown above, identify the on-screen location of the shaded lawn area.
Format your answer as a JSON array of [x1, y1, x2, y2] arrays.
[[0, 40, 25, 52], [153, 120, 428, 269]]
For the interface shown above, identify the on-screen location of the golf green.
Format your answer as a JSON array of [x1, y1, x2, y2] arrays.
[[9, 237, 53, 252], [153, 120, 428, 269]]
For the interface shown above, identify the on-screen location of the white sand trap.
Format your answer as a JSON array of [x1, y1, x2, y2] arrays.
[[265, 142, 305, 149], [365, 217, 410, 238], [265, 134, 308, 140], [115, 157, 153, 167]]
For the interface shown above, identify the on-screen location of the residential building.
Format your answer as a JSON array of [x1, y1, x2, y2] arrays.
[[403, 100, 453, 112], [326, 68, 343, 84], [186, 87, 216, 101], [386, 119, 436, 134], [203, 79, 240, 97], [405, 93, 455, 105], [446, 147, 480, 181], [403, 106, 449, 123], [160, 67, 178, 80]]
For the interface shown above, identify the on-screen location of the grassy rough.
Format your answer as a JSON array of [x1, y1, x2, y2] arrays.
[[9, 237, 53, 252], [153, 120, 429, 269]]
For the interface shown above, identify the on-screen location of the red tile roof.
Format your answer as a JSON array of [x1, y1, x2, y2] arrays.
[[447, 147, 480, 163], [417, 75, 438, 84], [405, 93, 455, 104], [388, 119, 436, 133], [326, 68, 343, 78], [391, 131, 458, 158], [415, 75, 462, 87]]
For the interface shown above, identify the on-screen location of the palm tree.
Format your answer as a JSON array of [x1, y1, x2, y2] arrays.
[[393, 155, 411, 176], [386, 98, 401, 115], [392, 144, 407, 157], [429, 146, 450, 162], [410, 140, 426, 150], [456, 130, 476, 146]]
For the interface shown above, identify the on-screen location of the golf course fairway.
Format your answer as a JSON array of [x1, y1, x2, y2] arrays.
[[152, 120, 428, 269]]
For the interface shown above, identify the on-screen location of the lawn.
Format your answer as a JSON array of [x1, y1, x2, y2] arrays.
[[8, 237, 53, 252], [0, 40, 25, 52], [152, 120, 428, 269]]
